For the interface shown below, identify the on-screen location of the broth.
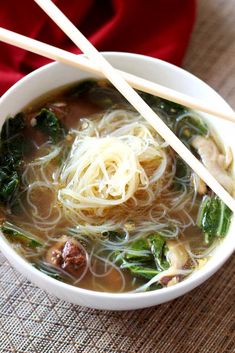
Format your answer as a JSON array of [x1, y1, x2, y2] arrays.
[[0, 79, 233, 293]]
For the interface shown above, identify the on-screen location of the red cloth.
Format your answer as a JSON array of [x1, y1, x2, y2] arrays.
[[0, 0, 196, 95]]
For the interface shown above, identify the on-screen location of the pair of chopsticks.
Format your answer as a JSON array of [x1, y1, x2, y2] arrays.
[[0, 0, 235, 212]]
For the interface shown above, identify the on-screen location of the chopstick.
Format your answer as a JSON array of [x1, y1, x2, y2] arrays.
[[1, 2, 235, 213], [0, 27, 235, 124]]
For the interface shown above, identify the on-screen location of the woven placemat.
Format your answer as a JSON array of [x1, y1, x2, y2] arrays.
[[0, 0, 235, 352]]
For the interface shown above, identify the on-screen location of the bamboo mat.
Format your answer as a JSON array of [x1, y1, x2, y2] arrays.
[[0, 0, 235, 352]]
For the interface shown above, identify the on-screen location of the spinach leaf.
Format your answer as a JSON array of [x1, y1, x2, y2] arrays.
[[148, 234, 170, 271], [1, 112, 25, 141], [175, 158, 189, 179], [138, 91, 186, 118], [69, 79, 99, 97], [174, 115, 208, 144], [33, 262, 64, 281], [197, 195, 233, 243], [0, 170, 19, 203], [71, 79, 123, 108], [111, 232, 170, 281], [0, 113, 26, 167], [122, 262, 159, 280], [34, 261, 75, 282], [1, 221, 43, 248], [173, 157, 191, 191], [138, 90, 208, 147], [0, 113, 26, 205], [89, 87, 124, 108], [34, 263, 62, 281], [35, 109, 66, 143], [125, 238, 151, 261]]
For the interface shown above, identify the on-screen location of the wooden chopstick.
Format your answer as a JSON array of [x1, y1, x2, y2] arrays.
[[1, 1, 235, 212], [34, 0, 235, 212], [0, 27, 234, 124]]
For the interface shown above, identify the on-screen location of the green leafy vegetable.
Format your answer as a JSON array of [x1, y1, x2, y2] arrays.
[[122, 262, 159, 280], [35, 108, 66, 143], [34, 261, 76, 282], [0, 113, 26, 205], [1, 112, 25, 141], [0, 170, 19, 203], [1, 221, 43, 248], [197, 195, 233, 243], [175, 158, 189, 180], [125, 238, 151, 261], [148, 234, 170, 271], [70, 79, 99, 97], [138, 91, 186, 117], [174, 115, 208, 144], [111, 233, 170, 280], [89, 87, 123, 108], [34, 262, 64, 281], [171, 115, 207, 191], [69, 79, 123, 108], [173, 157, 191, 191], [138, 91, 208, 147]]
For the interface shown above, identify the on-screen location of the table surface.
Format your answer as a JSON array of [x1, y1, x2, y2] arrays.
[[0, 0, 235, 352]]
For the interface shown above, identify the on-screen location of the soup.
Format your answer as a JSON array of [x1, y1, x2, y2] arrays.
[[0, 79, 233, 293]]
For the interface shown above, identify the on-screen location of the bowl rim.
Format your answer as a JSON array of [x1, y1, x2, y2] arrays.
[[0, 51, 234, 302]]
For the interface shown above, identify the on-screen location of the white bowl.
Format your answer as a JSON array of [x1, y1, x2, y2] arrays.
[[0, 52, 234, 310]]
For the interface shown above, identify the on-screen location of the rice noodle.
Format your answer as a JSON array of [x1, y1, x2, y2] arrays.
[[19, 109, 197, 242], [59, 136, 147, 208]]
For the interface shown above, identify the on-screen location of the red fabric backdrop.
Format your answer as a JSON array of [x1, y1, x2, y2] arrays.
[[0, 0, 196, 95]]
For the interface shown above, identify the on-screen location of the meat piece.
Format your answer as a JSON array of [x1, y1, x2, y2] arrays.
[[45, 235, 86, 277], [62, 240, 86, 272], [192, 136, 234, 194]]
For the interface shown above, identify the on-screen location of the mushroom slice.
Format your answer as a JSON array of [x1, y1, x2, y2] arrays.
[[166, 240, 188, 270], [159, 240, 189, 286], [192, 136, 234, 194]]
